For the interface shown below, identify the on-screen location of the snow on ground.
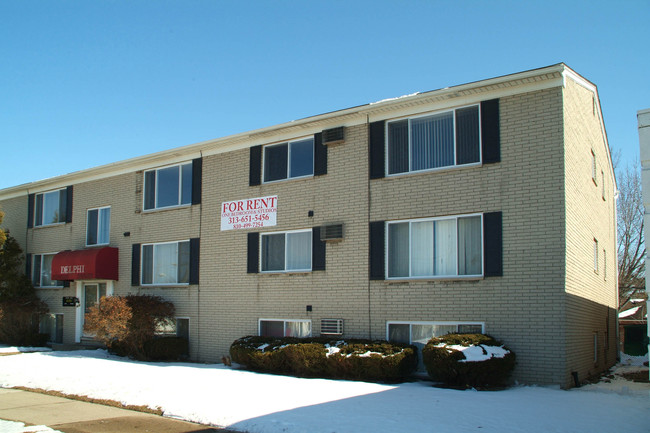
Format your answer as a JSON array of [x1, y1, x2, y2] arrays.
[[0, 346, 52, 354], [0, 349, 648, 433], [0, 419, 61, 433]]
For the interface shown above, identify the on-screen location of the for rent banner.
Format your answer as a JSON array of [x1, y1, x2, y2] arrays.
[[221, 195, 278, 231]]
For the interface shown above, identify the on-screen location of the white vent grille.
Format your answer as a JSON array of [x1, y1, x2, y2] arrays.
[[321, 318, 344, 335], [320, 223, 344, 241]]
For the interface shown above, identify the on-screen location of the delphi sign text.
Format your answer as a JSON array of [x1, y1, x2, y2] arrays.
[[221, 195, 277, 231]]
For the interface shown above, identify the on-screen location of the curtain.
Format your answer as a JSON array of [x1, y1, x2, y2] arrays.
[[286, 321, 311, 337], [411, 221, 433, 276], [41, 254, 54, 286], [286, 231, 311, 270], [289, 139, 314, 178], [178, 241, 190, 283], [456, 106, 480, 164], [142, 245, 153, 284], [388, 120, 409, 174], [411, 112, 454, 171], [388, 324, 410, 344], [99, 208, 111, 244], [434, 219, 457, 275], [458, 216, 482, 275], [154, 243, 178, 284], [262, 233, 285, 271], [388, 223, 409, 277]]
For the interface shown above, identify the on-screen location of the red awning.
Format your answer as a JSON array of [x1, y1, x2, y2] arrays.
[[51, 247, 119, 281]]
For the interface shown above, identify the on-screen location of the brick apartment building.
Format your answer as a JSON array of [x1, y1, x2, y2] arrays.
[[0, 64, 617, 387]]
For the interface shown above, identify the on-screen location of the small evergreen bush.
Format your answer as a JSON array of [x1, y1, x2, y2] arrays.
[[230, 336, 417, 382], [422, 333, 515, 388]]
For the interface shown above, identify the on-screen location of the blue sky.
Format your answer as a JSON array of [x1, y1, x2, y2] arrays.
[[1, 1, 648, 190]]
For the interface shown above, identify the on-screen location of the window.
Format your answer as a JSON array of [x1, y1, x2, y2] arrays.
[[603, 249, 607, 280], [263, 138, 314, 182], [34, 189, 67, 226], [387, 214, 482, 279], [86, 207, 111, 246], [387, 321, 484, 370], [593, 238, 599, 273], [259, 319, 311, 337], [591, 150, 597, 184], [601, 170, 605, 200], [387, 105, 480, 175], [156, 317, 190, 340], [144, 162, 192, 210], [39, 314, 64, 344], [32, 253, 62, 287], [141, 240, 190, 285], [261, 229, 312, 272]]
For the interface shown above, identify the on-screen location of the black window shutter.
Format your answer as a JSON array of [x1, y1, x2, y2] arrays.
[[189, 238, 200, 284], [27, 194, 34, 228], [481, 99, 500, 164], [247, 232, 259, 273], [369, 221, 385, 280], [131, 243, 141, 286], [25, 254, 32, 278], [65, 186, 73, 223], [314, 132, 327, 176], [312, 227, 326, 271], [483, 212, 503, 277], [369, 121, 386, 179], [192, 158, 202, 205], [249, 145, 262, 186]]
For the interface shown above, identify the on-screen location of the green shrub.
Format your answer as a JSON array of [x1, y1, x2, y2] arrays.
[[230, 336, 417, 382], [422, 333, 515, 388], [144, 336, 189, 361]]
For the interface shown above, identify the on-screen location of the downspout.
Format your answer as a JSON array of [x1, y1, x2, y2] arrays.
[[197, 151, 203, 360]]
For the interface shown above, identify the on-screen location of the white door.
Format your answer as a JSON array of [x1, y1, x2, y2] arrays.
[[81, 283, 106, 337]]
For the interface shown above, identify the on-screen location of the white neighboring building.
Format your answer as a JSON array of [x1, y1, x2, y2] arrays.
[[638, 107, 650, 369]]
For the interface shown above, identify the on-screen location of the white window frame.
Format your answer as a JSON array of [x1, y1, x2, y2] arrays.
[[32, 252, 63, 288], [591, 150, 597, 184], [86, 206, 111, 247], [385, 213, 484, 280], [262, 137, 315, 184], [34, 188, 66, 227], [385, 104, 482, 177], [258, 318, 312, 338], [260, 229, 312, 273], [141, 240, 190, 286], [386, 321, 485, 343], [143, 162, 192, 211]]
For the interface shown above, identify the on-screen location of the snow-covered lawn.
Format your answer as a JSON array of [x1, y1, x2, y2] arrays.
[[0, 348, 648, 433]]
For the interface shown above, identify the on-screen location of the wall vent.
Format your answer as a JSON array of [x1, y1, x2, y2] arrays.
[[322, 126, 345, 145], [321, 318, 344, 336], [320, 223, 344, 241]]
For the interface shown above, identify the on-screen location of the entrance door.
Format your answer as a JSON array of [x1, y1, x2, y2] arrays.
[[82, 283, 106, 337]]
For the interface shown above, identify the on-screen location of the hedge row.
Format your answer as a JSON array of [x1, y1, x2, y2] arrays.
[[422, 333, 516, 388], [230, 336, 417, 382]]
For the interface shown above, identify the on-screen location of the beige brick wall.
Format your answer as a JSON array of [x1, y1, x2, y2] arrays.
[[562, 77, 618, 384], [197, 124, 372, 361], [369, 87, 568, 385], [0, 195, 28, 251]]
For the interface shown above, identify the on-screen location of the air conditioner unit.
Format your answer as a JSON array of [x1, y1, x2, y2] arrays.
[[321, 318, 344, 336], [322, 126, 345, 145], [320, 223, 344, 241]]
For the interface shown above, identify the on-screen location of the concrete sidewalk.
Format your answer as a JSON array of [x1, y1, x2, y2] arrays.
[[0, 388, 230, 433]]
